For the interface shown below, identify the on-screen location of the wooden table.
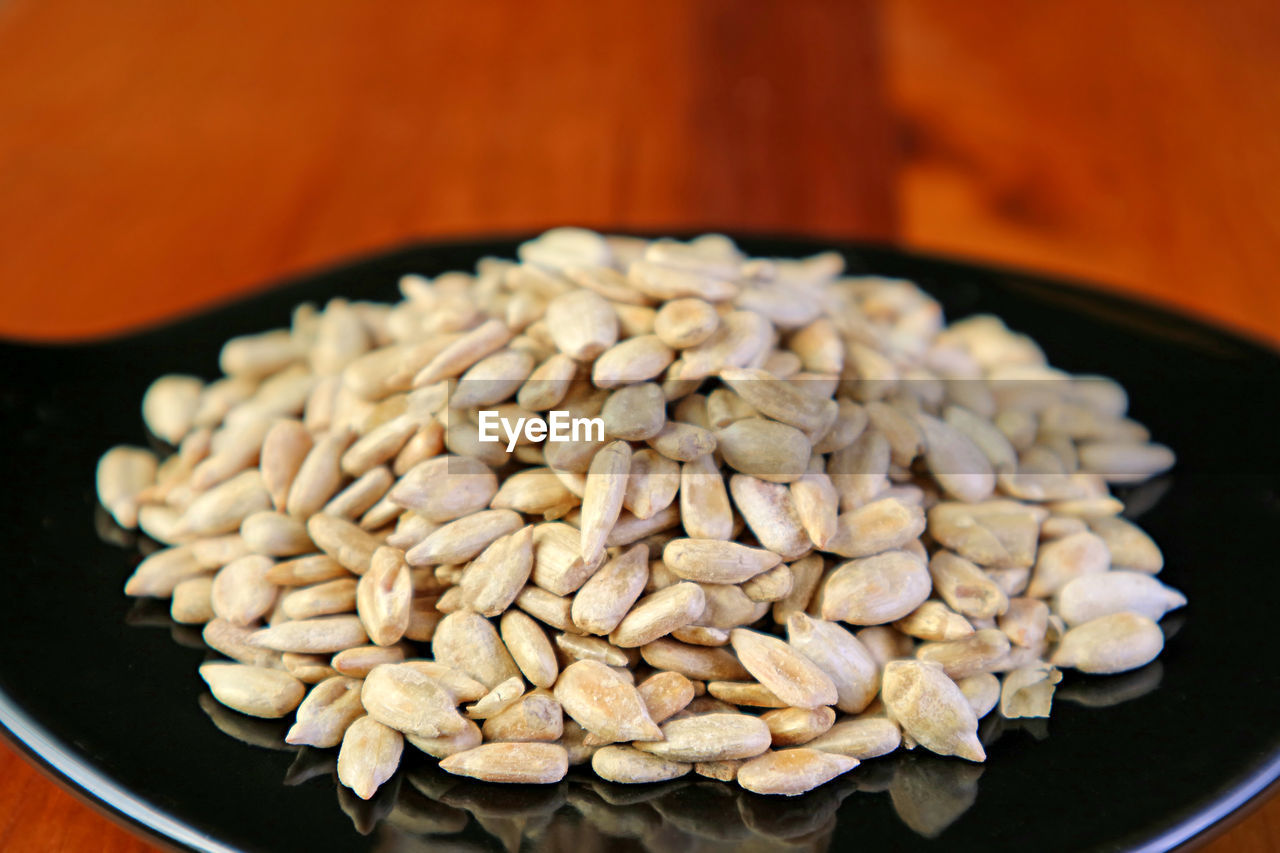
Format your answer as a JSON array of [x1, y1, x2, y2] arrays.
[[1, 1, 1277, 850]]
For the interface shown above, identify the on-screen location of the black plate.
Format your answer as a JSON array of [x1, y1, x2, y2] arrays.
[[2, 236, 1278, 853]]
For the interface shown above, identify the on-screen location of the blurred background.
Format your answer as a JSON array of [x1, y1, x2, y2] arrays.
[[0, 0, 1277, 849]]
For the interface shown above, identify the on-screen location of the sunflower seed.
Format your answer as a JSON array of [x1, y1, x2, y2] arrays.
[[406, 509, 523, 566], [439, 742, 568, 784], [706, 680, 786, 708], [219, 329, 300, 378], [286, 676, 365, 747], [648, 422, 718, 462], [628, 260, 737, 303], [1077, 442, 1175, 484], [337, 715, 403, 800], [715, 418, 811, 484], [554, 660, 663, 742], [737, 748, 857, 796], [391, 423, 447, 477], [916, 629, 1012, 680], [806, 717, 902, 759], [825, 497, 925, 559], [1026, 531, 1110, 598], [894, 601, 975, 642], [928, 501, 1041, 569], [1000, 663, 1062, 718], [545, 289, 620, 361], [285, 429, 354, 518], [619, 450, 678, 521], [390, 455, 497, 522], [592, 745, 691, 784], [323, 466, 393, 520], [211, 555, 277, 626], [241, 510, 313, 556], [562, 545, 647, 637], [491, 467, 578, 518], [514, 585, 577, 632], [250, 615, 368, 654], [957, 672, 1002, 718], [1050, 612, 1164, 674], [457, 525, 534, 616], [432, 611, 521, 688], [636, 671, 696, 724], [578, 440, 631, 568], [634, 713, 771, 763], [592, 336, 675, 388], [1054, 571, 1185, 627], [202, 619, 282, 669], [465, 676, 526, 720], [653, 298, 720, 349], [307, 514, 380, 574], [1087, 515, 1164, 574], [828, 429, 889, 511], [698, 582, 768, 629], [361, 663, 467, 738], [556, 632, 632, 667], [330, 644, 407, 678], [741, 564, 794, 603], [821, 550, 932, 625], [280, 577, 358, 620], [96, 445, 158, 529], [759, 706, 836, 747], [180, 469, 273, 538], [663, 539, 781, 584], [729, 628, 837, 709], [141, 374, 203, 445], [124, 545, 205, 597], [720, 367, 839, 438], [266, 554, 349, 586], [881, 660, 984, 762], [450, 348, 536, 408], [678, 453, 733, 540], [413, 319, 512, 387], [258, 420, 313, 510], [998, 597, 1050, 647], [790, 466, 839, 549], [771, 554, 824, 624], [516, 353, 579, 412], [481, 690, 564, 742], [199, 662, 305, 719], [729, 475, 811, 559], [694, 760, 744, 782], [399, 661, 487, 703], [609, 583, 706, 648], [785, 613, 879, 713], [526, 521, 592, 596], [355, 546, 412, 646], [405, 719, 483, 759], [171, 575, 216, 624], [927, 550, 1010, 620], [499, 610, 559, 689]]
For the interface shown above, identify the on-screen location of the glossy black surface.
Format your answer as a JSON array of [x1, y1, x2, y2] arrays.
[[1, 236, 1278, 853]]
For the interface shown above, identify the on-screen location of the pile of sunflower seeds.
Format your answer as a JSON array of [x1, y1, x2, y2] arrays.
[[97, 228, 1182, 800]]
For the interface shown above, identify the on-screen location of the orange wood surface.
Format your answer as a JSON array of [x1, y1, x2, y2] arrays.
[[0, 1, 1276, 851]]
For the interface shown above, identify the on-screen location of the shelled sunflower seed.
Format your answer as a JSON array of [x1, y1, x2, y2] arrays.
[[98, 228, 1182, 804]]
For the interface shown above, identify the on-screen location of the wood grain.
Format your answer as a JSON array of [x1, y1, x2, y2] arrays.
[[885, 0, 1280, 345], [0, 0, 894, 340], [0, 0, 1275, 850]]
